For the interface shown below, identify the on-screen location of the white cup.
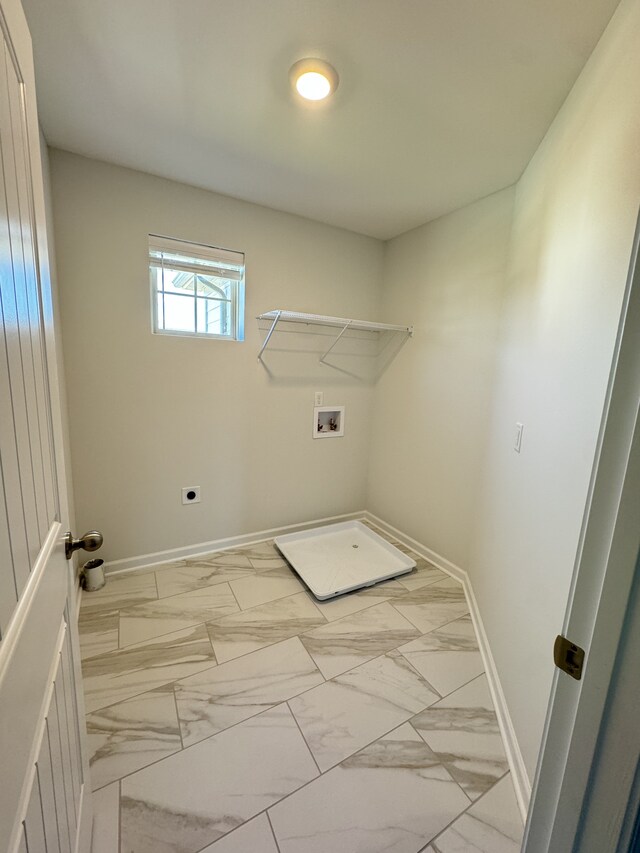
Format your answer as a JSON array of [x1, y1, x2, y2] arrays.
[[83, 558, 105, 591]]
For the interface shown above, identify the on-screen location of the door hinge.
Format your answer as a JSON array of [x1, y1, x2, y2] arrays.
[[554, 635, 585, 680]]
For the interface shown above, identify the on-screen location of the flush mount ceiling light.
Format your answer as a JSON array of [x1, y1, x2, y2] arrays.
[[290, 58, 339, 101]]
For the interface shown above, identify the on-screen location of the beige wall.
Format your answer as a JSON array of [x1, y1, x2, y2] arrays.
[[49, 151, 383, 561], [468, 0, 640, 776], [366, 188, 514, 567], [368, 0, 640, 780]]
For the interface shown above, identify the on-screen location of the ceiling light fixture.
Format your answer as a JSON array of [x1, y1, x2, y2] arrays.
[[290, 58, 339, 102]]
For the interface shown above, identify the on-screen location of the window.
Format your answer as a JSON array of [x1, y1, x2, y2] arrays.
[[150, 235, 245, 340]]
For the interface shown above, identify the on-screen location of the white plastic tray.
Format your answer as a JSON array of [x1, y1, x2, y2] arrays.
[[274, 521, 416, 600]]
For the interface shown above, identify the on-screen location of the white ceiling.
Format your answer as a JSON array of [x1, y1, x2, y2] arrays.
[[23, 0, 619, 239]]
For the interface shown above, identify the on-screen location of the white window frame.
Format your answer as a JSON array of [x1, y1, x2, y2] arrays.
[[149, 234, 245, 341]]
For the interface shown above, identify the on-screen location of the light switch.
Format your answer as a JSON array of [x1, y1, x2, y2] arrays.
[[514, 422, 524, 453]]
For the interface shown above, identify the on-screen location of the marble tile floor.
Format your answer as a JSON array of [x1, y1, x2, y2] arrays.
[[82, 534, 524, 853]]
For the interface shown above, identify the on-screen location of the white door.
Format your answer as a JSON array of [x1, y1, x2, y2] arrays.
[[0, 0, 92, 851], [523, 213, 640, 852]]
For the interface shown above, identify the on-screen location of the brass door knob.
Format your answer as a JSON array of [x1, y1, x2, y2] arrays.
[[64, 530, 103, 560]]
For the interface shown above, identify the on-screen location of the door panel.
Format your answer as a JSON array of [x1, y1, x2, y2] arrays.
[[54, 665, 77, 836], [1, 598, 87, 853], [4, 39, 53, 532], [24, 774, 48, 853], [60, 625, 84, 808], [0, 0, 91, 851], [5, 37, 56, 520], [0, 80, 33, 611], [0, 528, 67, 848], [35, 727, 63, 853], [0, 40, 42, 575], [0, 434, 17, 628], [47, 697, 73, 853]]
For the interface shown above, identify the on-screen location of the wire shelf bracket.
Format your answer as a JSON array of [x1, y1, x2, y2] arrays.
[[256, 310, 413, 363]]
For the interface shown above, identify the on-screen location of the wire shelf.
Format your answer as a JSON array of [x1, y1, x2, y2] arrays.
[[256, 309, 413, 362]]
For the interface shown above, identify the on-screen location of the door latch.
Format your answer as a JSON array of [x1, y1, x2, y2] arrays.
[[554, 635, 585, 680]]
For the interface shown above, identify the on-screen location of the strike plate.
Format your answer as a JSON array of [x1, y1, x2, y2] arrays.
[[554, 634, 585, 680]]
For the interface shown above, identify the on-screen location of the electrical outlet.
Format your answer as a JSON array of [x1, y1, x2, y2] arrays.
[[314, 391, 324, 406], [182, 486, 201, 505], [514, 423, 524, 453]]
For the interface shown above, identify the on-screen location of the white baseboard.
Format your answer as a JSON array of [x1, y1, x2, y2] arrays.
[[104, 507, 531, 820], [103, 510, 366, 575], [362, 512, 466, 583], [462, 575, 532, 822], [364, 511, 531, 822]]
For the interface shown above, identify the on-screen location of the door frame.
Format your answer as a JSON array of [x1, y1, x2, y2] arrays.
[[523, 209, 640, 852]]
